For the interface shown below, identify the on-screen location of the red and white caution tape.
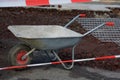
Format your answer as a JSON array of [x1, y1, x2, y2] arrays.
[[0, 0, 100, 7], [0, 54, 120, 70]]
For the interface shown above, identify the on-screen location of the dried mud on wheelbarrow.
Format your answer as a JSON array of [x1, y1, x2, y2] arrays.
[[0, 8, 120, 71]]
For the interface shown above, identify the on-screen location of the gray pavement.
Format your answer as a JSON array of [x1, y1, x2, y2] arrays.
[[1, 65, 120, 80], [38, 3, 120, 11]]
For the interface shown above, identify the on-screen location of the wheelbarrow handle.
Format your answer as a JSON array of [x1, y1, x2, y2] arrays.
[[64, 14, 86, 28], [82, 23, 106, 37]]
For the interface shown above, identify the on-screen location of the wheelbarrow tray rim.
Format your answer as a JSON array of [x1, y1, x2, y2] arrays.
[[8, 25, 83, 39]]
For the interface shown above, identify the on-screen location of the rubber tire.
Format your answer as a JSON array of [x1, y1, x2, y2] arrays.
[[8, 44, 32, 67]]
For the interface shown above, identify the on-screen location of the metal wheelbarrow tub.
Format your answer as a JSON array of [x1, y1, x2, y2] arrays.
[[8, 25, 83, 50]]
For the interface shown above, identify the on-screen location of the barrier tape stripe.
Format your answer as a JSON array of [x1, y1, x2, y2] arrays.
[[0, 0, 100, 7], [0, 66, 27, 70], [26, 0, 49, 6], [0, 54, 119, 70], [95, 56, 115, 60], [26, 0, 97, 6]]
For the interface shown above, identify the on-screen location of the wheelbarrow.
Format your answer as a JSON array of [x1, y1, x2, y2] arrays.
[[0, 14, 118, 70]]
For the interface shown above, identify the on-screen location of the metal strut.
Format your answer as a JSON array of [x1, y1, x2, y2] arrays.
[[52, 45, 76, 69], [64, 14, 86, 28], [22, 48, 36, 60]]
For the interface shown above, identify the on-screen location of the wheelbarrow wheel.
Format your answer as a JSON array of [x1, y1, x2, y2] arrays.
[[8, 44, 32, 70]]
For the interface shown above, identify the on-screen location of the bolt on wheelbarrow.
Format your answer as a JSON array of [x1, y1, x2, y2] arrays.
[[0, 14, 117, 70]]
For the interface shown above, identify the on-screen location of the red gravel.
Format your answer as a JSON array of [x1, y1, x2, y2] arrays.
[[0, 7, 120, 71]]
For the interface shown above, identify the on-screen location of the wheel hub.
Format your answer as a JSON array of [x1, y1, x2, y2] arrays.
[[16, 50, 29, 65]]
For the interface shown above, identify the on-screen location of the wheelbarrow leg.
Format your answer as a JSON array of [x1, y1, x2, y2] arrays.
[[52, 45, 77, 69]]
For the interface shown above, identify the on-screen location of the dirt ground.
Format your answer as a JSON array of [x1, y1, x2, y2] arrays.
[[0, 7, 120, 71]]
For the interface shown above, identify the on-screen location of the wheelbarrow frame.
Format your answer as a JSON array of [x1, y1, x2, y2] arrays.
[[0, 14, 116, 70]]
